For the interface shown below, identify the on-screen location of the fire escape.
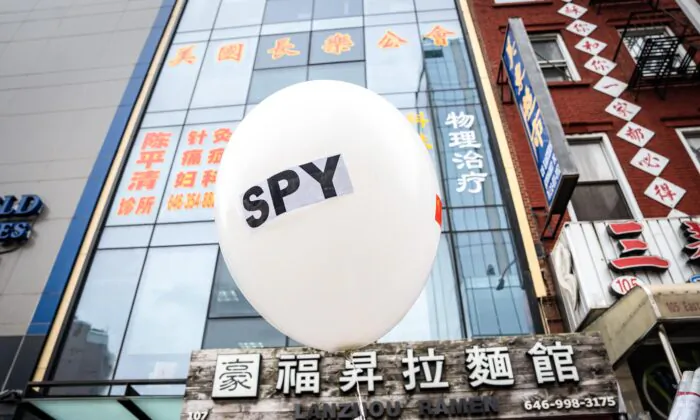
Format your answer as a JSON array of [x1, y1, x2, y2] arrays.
[[590, 0, 700, 99]]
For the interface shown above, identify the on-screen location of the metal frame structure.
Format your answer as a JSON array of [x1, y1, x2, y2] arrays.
[[15, 379, 186, 420]]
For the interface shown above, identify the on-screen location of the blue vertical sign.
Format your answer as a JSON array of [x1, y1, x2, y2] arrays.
[[501, 19, 578, 216]]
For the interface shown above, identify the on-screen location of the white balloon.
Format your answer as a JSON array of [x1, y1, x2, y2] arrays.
[[215, 80, 441, 352]]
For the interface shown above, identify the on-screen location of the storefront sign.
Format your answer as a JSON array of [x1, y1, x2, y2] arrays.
[[184, 334, 618, 419], [551, 217, 700, 331], [501, 19, 578, 214], [0, 194, 44, 245]]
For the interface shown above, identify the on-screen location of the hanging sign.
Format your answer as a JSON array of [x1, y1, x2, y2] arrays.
[[0, 195, 44, 245], [183, 333, 618, 419], [501, 19, 579, 219]]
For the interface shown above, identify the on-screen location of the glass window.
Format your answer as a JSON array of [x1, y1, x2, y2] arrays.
[[621, 26, 696, 72], [215, 0, 266, 28], [313, 0, 363, 19], [528, 33, 579, 82], [147, 43, 206, 111], [97, 225, 153, 249], [157, 122, 236, 223], [414, 0, 456, 10], [308, 62, 366, 86], [114, 245, 217, 381], [202, 318, 286, 349], [455, 231, 534, 337], [380, 235, 462, 342], [364, 0, 414, 14], [177, 0, 221, 32], [52, 249, 146, 392], [679, 128, 700, 172], [310, 27, 364, 64], [209, 252, 259, 318], [567, 137, 634, 221], [365, 24, 423, 94], [263, 0, 313, 24], [570, 184, 633, 222], [248, 66, 308, 103], [190, 37, 258, 108], [450, 207, 510, 232], [419, 20, 476, 91], [255, 32, 310, 69], [106, 126, 183, 227]]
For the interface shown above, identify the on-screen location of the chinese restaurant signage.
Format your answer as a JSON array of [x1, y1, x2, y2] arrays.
[[0, 194, 44, 245], [551, 217, 700, 331], [501, 18, 578, 214], [183, 334, 618, 419]]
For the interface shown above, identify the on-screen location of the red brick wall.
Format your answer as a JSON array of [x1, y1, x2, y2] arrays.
[[467, 0, 700, 223]]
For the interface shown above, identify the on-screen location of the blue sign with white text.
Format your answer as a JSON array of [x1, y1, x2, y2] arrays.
[[0, 195, 43, 244], [502, 27, 562, 206]]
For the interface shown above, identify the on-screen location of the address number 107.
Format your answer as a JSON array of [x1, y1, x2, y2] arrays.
[[187, 411, 209, 420]]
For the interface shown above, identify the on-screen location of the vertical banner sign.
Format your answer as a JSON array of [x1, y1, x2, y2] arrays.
[[501, 19, 578, 216]]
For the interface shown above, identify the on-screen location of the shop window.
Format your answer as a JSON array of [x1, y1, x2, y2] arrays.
[[528, 33, 580, 82], [308, 62, 366, 86], [215, 0, 266, 29], [52, 249, 146, 389], [677, 127, 700, 173], [309, 27, 365, 64], [313, 0, 363, 19], [113, 245, 217, 381], [567, 134, 639, 222], [203, 318, 287, 349], [248, 66, 308, 103], [263, 0, 313, 24], [621, 26, 696, 71]]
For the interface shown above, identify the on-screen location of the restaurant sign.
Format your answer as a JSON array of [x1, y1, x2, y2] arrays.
[[183, 333, 618, 419]]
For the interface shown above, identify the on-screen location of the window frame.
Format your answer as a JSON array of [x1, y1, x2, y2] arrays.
[[528, 32, 581, 82], [676, 126, 700, 174], [566, 133, 642, 222]]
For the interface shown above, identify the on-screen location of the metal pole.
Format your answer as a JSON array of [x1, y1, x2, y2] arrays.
[[658, 324, 682, 383]]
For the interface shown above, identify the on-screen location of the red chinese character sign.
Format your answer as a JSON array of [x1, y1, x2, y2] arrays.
[[606, 221, 670, 273], [214, 80, 441, 352], [681, 221, 700, 264], [158, 123, 236, 223], [107, 128, 181, 225]]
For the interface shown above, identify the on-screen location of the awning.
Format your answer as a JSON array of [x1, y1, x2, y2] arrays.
[[584, 283, 700, 366]]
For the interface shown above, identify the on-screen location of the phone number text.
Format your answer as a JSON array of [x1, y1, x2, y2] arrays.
[[524, 396, 617, 411]]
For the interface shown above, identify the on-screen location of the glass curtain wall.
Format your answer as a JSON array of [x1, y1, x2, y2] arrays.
[[50, 0, 535, 393]]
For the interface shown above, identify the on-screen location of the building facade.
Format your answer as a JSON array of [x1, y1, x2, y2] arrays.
[[0, 0, 172, 418], [467, 0, 700, 418], [1, 0, 696, 419]]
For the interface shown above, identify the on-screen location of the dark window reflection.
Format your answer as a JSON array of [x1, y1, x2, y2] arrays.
[[248, 66, 307, 103], [51, 249, 146, 395], [203, 318, 286, 349], [313, 0, 363, 19], [264, 0, 313, 23], [209, 252, 258, 318], [571, 183, 633, 221]]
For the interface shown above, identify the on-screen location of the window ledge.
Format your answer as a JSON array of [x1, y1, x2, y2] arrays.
[[493, 0, 553, 7], [547, 80, 591, 88]]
